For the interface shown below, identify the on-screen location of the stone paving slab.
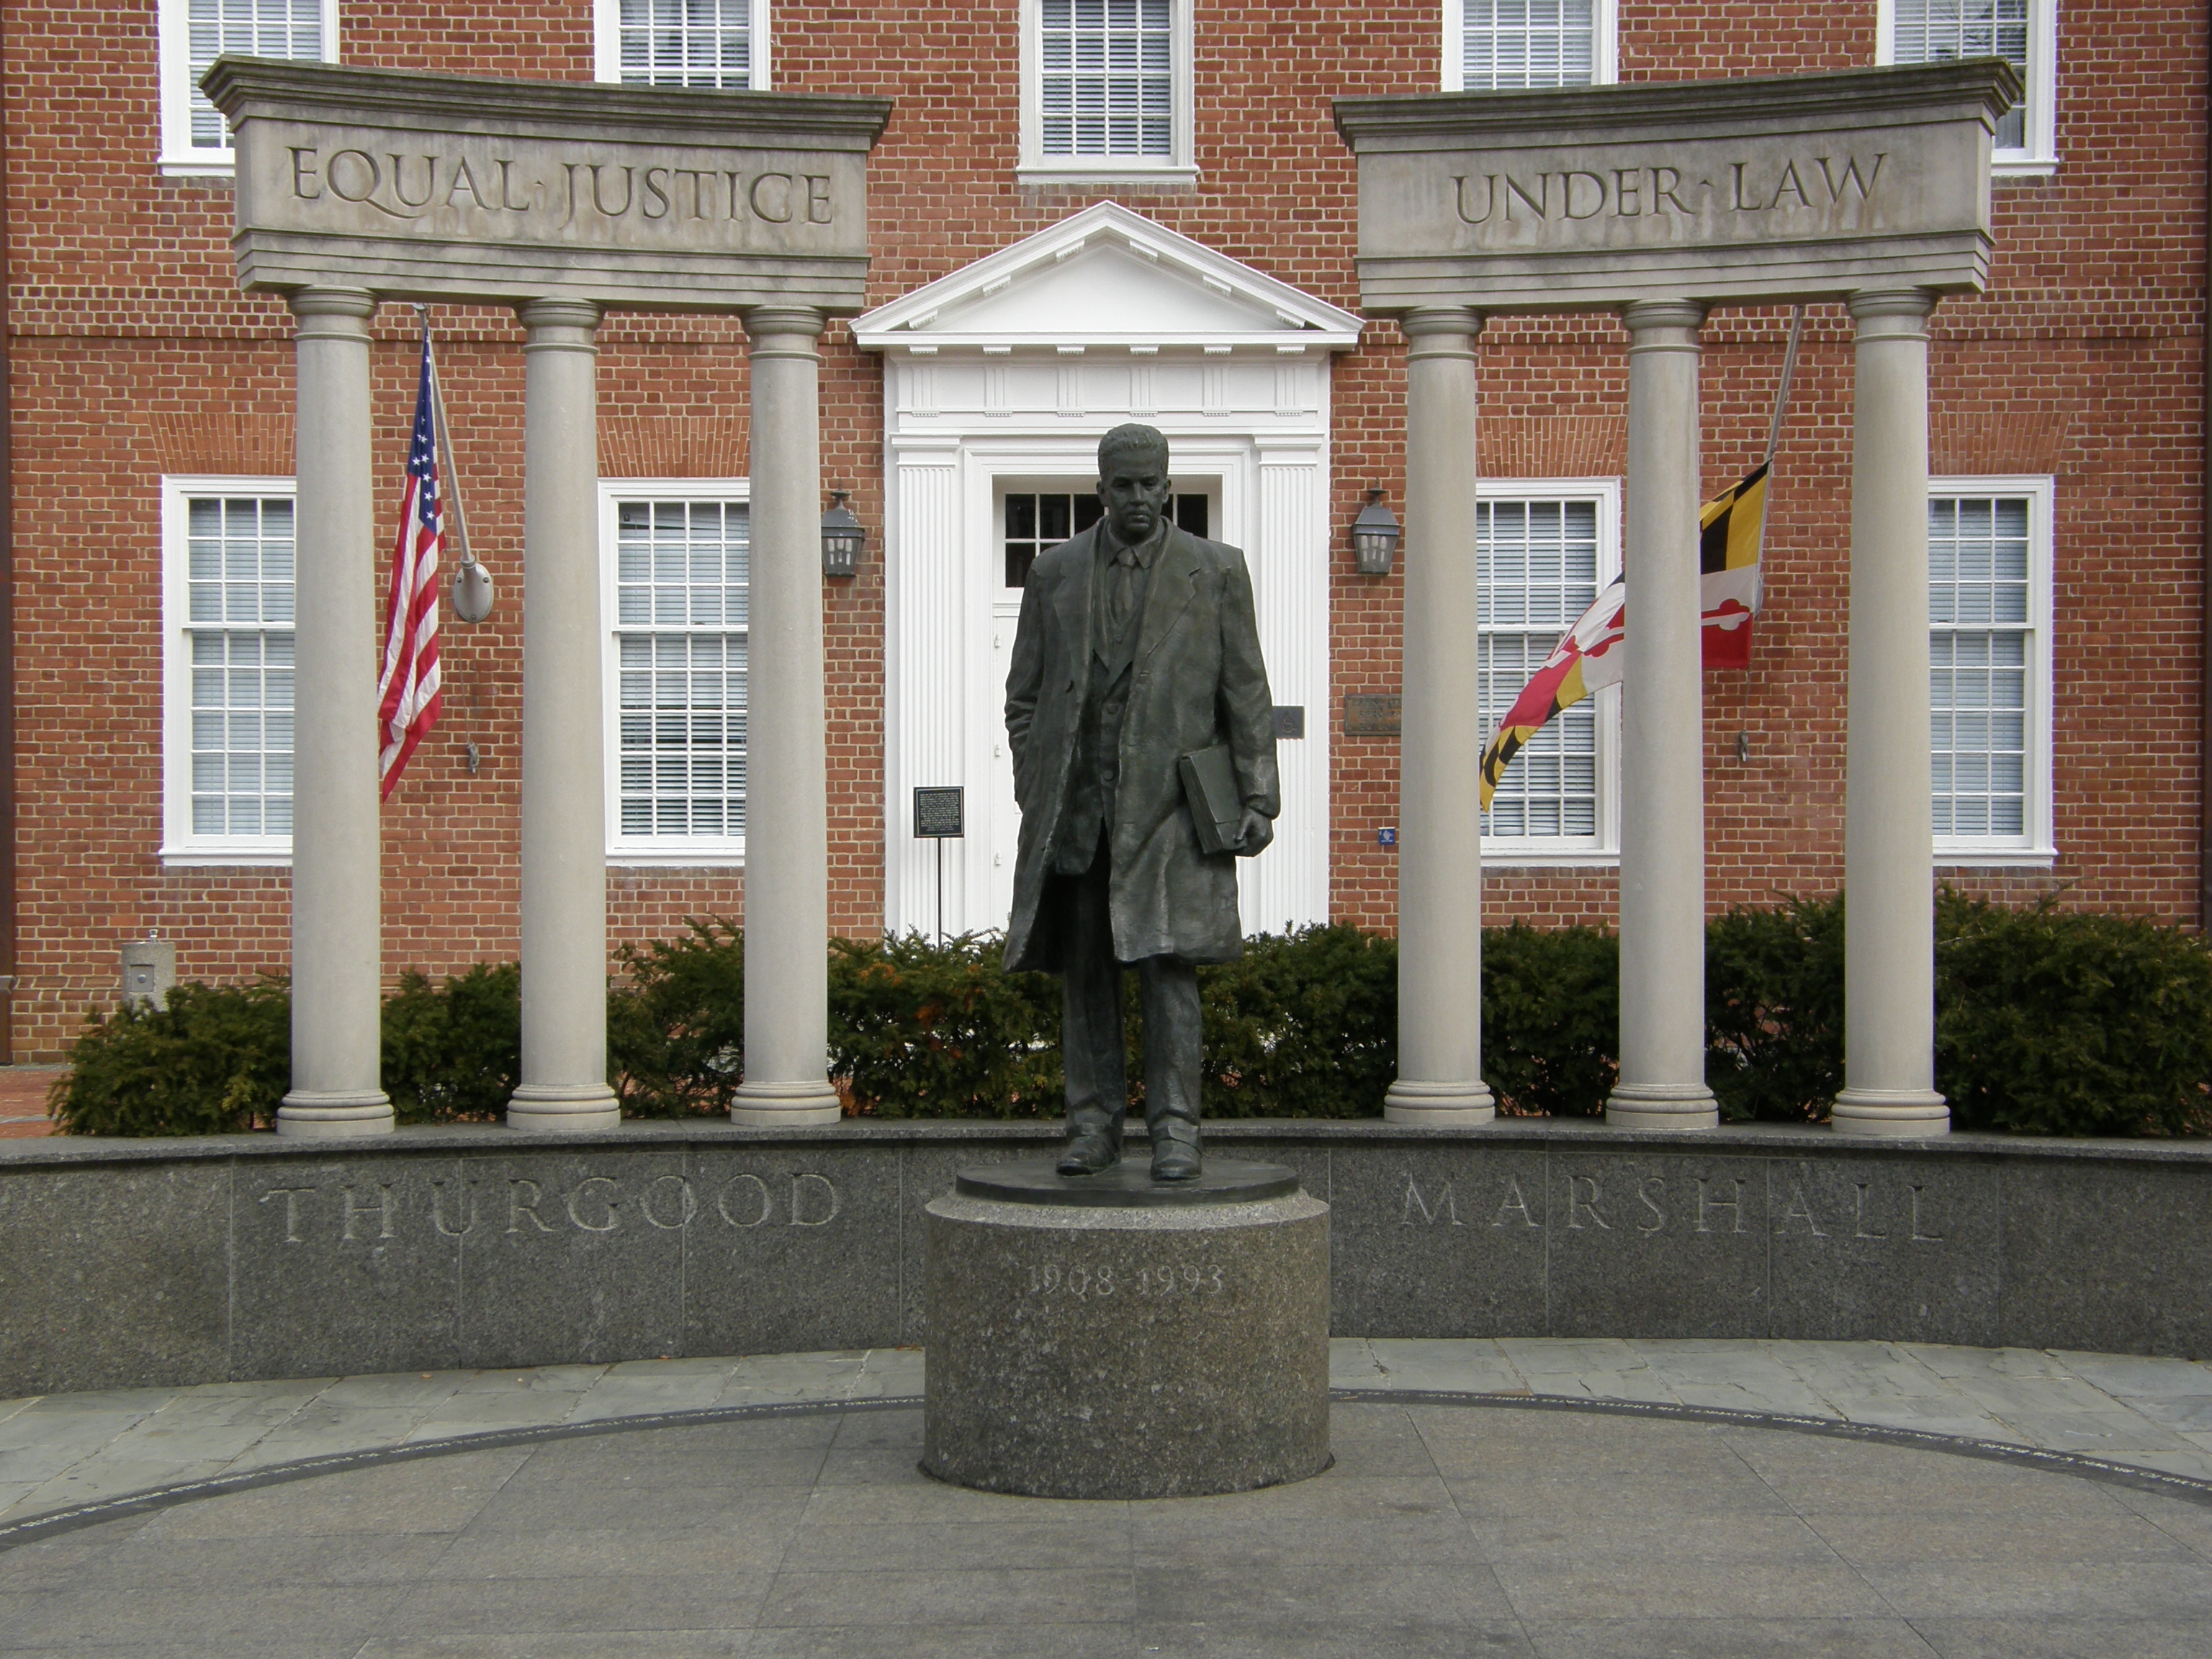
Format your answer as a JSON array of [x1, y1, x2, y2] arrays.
[[1, 1402, 2208, 1656], [2, 1338, 2210, 1529]]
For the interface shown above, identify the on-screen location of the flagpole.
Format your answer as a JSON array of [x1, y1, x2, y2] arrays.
[[1765, 303, 1806, 467], [415, 305, 474, 570]]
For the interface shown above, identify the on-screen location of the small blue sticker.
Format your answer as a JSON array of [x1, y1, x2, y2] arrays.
[[1377, 827, 1398, 847]]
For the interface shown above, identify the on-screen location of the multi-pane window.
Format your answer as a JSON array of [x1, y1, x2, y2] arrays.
[[615, 0, 754, 87], [160, 0, 331, 166], [1039, 0, 1172, 158], [1928, 493, 2034, 846], [1001, 491, 1208, 589], [611, 498, 750, 847], [1893, 0, 2044, 157], [1460, 0, 1598, 91], [1478, 496, 1606, 845], [163, 487, 296, 859]]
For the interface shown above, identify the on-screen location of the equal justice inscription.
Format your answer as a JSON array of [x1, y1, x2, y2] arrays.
[[206, 59, 889, 309], [269, 138, 850, 244]]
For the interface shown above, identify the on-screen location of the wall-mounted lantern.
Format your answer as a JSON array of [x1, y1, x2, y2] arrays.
[[1351, 488, 1401, 576], [821, 489, 865, 578]]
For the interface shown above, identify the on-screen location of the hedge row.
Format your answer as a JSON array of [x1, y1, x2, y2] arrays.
[[46, 896, 2212, 1138]]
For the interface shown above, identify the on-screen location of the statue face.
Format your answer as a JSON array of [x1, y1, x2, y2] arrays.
[[1097, 459, 1172, 545]]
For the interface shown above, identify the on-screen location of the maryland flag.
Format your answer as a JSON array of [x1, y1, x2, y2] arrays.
[[1700, 459, 1770, 670], [1480, 306, 1797, 810], [1479, 462, 1773, 809], [1478, 579, 1627, 811]]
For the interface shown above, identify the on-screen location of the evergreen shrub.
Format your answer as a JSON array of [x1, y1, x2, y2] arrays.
[[48, 979, 292, 1136], [45, 900, 2212, 1137], [382, 963, 521, 1124], [608, 919, 746, 1117], [1936, 892, 2212, 1136]]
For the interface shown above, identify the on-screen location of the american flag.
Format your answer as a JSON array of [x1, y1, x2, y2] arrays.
[[377, 333, 444, 796]]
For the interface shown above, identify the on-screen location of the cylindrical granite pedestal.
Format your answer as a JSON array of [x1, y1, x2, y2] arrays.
[[922, 1158, 1330, 1499]]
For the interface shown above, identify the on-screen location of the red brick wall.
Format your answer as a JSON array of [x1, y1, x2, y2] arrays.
[[4, 1, 2204, 1056]]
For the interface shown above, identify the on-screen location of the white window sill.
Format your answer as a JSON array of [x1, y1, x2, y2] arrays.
[[159, 154, 236, 179], [1479, 848, 1619, 868], [1934, 848, 2056, 868], [1992, 156, 2059, 180], [160, 846, 291, 868], [1016, 163, 1199, 190], [608, 847, 746, 868]]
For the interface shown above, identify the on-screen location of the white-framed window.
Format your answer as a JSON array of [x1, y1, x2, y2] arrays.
[[157, 0, 338, 176], [593, 0, 770, 89], [1879, 0, 2057, 176], [1477, 477, 1622, 864], [1017, 0, 1196, 187], [600, 481, 751, 866], [161, 479, 296, 866], [1443, 0, 1616, 92], [1929, 476, 2054, 864]]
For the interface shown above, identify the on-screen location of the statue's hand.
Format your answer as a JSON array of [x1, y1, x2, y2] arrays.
[[1236, 809, 1274, 856]]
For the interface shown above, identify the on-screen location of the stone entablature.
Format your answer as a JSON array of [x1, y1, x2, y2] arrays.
[[205, 59, 891, 310], [1334, 62, 2019, 312]]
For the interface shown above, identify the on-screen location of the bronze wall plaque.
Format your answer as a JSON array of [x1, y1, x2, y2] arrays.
[[1344, 693, 1401, 737]]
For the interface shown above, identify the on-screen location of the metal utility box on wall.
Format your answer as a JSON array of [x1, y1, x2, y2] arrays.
[[122, 938, 176, 1010]]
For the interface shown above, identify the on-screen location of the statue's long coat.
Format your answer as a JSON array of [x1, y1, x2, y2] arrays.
[[1003, 521, 1280, 972]]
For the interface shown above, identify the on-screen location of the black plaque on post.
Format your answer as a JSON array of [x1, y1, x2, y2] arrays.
[[913, 786, 964, 944], [913, 786, 965, 838]]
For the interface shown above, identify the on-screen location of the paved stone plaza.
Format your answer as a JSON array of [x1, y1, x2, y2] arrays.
[[1, 1341, 2209, 1655]]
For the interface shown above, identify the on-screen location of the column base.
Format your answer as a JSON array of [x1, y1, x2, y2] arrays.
[[276, 1090, 394, 1138], [1832, 1088, 1951, 1137], [1382, 1078, 1496, 1126], [730, 1079, 843, 1128], [507, 1084, 621, 1132], [1605, 1084, 1718, 1131]]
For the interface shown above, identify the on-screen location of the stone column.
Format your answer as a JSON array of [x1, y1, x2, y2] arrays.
[[1835, 290, 1951, 1136], [1385, 307, 1496, 1125], [732, 306, 841, 1126], [508, 300, 620, 1131], [278, 288, 392, 1139], [1607, 301, 1717, 1130]]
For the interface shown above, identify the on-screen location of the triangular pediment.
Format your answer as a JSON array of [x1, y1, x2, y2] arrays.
[[851, 202, 1362, 353]]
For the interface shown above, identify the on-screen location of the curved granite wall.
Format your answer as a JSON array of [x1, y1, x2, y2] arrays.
[[1, 1120, 2205, 1395]]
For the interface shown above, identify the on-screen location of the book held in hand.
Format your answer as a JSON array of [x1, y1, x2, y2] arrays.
[[1179, 744, 1245, 856]]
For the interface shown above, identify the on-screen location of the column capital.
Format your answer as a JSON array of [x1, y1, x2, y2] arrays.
[[287, 287, 377, 332], [1847, 288, 1938, 333], [1619, 300, 1707, 348], [1398, 306, 1483, 361], [516, 298, 603, 348], [744, 305, 827, 359]]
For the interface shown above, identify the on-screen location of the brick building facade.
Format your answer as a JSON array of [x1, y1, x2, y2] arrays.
[[0, 0, 2203, 1060]]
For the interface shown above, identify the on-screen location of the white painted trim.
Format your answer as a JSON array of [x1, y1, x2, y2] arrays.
[[158, 0, 341, 175], [850, 202, 1363, 354], [1928, 473, 2056, 863], [1475, 475, 1624, 868], [1017, 0, 1195, 185], [159, 475, 298, 867], [597, 477, 751, 866], [593, 0, 773, 89], [1877, 0, 2057, 172], [1441, 0, 1617, 92]]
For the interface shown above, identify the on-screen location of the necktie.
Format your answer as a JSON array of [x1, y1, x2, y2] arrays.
[[1108, 545, 1140, 635]]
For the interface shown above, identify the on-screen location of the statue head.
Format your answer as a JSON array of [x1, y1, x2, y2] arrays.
[[1096, 423, 1172, 545]]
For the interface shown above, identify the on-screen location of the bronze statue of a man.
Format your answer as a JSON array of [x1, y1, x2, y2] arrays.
[[1002, 424, 1280, 1181]]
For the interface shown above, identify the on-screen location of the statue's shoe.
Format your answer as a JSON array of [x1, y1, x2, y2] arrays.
[[1150, 1141, 1202, 1182], [1057, 1130, 1120, 1176]]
